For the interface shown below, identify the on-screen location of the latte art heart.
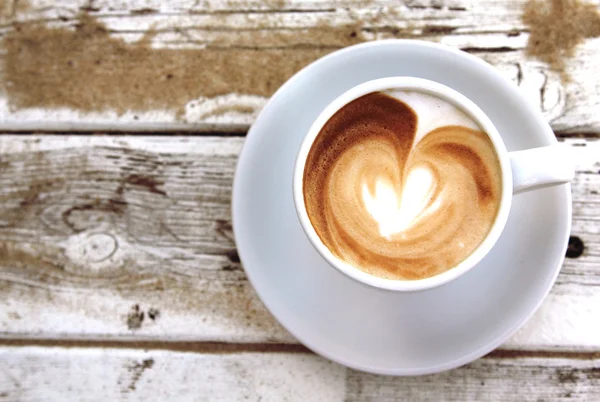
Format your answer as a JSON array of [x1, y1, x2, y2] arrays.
[[303, 91, 502, 280], [362, 165, 440, 238]]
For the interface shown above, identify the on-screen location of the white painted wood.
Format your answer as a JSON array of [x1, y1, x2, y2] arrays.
[[0, 135, 598, 351], [0, 0, 597, 132], [0, 347, 347, 401], [0, 347, 598, 401], [0, 0, 597, 397], [344, 354, 600, 401]]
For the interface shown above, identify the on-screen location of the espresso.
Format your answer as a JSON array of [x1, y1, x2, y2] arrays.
[[303, 91, 502, 280]]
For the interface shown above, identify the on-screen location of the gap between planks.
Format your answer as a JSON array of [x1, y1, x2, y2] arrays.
[[0, 338, 599, 361], [0, 131, 598, 138]]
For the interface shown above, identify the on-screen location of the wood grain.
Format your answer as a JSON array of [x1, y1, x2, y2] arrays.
[[344, 355, 600, 401], [0, 135, 598, 350], [0, 0, 597, 397], [0, 0, 598, 132], [0, 346, 598, 401]]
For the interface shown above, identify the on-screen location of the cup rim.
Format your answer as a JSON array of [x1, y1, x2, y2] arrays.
[[293, 76, 513, 292]]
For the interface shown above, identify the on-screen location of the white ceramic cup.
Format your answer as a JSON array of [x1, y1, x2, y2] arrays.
[[293, 77, 574, 292]]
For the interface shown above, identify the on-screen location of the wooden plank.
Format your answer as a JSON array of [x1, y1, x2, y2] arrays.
[[0, 346, 598, 401], [0, 135, 598, 350], [0, 346, 347, 401], [345, 353, 600, 401], [0, 0, 598, 132]]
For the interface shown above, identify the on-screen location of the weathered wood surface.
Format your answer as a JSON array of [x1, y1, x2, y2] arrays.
[[0, 135, 598, 350], [0, 347, 598, 401], [0, 0, 598, 399], [0, 0, 597, 132]]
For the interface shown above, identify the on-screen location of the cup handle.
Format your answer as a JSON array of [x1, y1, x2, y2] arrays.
[[509, 145, 575, 194]]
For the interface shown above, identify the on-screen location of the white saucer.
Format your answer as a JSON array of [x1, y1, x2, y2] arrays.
[[232, 40, 571, 375]]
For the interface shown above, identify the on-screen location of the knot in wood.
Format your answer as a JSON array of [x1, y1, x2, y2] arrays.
[[81, 233, 118, 263]]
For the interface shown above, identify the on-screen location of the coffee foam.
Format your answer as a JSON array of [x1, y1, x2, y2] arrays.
[[389, 90, 480, 143], [362, 164, 440, 238], [303, 91, 502, 280], [364, 91, 482, 237]]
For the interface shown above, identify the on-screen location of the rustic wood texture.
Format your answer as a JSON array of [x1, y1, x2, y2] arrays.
[[0, 0, 599, 399], [0, 347, 598, 401], [0, 0, 598, 132], [0, 135, 598, 350]]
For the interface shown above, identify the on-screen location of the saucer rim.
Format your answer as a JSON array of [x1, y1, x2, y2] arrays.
[[232, 39, 572, 375]]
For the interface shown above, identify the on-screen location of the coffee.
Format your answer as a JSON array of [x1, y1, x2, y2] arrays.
[[302, 91, 502, 280]]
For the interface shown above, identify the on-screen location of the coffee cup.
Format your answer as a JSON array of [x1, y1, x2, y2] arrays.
[[293, 77, 573, 292]]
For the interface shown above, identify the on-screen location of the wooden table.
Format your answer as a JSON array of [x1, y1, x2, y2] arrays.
[[0, 1, 598, 400]]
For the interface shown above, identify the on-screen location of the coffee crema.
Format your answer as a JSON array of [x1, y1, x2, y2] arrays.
[[303, 91, 502, 280]]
